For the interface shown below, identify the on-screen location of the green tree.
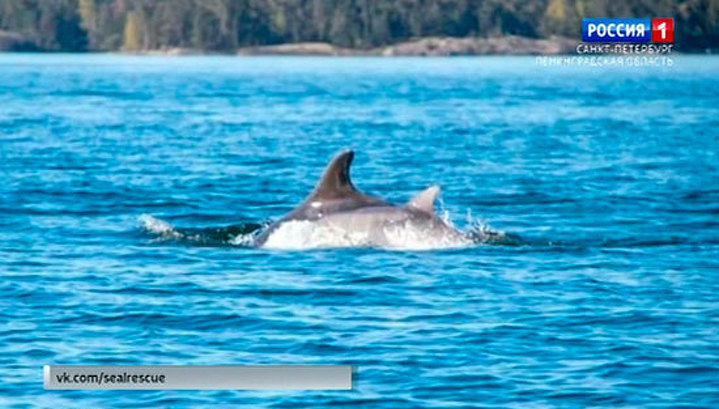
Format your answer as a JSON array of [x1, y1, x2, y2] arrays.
[[78, 0, 98, 47], [78, 0, 96, 32], [123, 11, 141, 51], [544, 0, 568, 35], [0, 0, 716, 53]]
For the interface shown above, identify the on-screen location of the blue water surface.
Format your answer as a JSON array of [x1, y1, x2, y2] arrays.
[[0, 55, 717, 408]]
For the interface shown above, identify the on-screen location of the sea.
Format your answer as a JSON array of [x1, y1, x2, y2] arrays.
[[0, 54, 717, 408]]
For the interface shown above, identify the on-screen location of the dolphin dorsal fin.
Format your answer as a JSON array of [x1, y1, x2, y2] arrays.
[[308, 149, 358, 200], [407, 185, 440, 213]]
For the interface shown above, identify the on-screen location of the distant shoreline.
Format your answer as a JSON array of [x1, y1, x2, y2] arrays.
[[234, 36, 579, 56], [2, 31, 713, 56], [1, 32, 579, 56]]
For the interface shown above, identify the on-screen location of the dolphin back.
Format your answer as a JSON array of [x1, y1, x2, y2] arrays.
[[253, 150, 387, 246]]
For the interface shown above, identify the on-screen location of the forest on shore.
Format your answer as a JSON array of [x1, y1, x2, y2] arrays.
[[0, 0, 717, 53]]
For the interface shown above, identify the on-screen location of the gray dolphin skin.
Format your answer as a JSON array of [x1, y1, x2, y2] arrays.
[[253, 149, 468, 248]]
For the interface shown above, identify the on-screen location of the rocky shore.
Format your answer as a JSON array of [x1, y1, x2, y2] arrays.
[[237, 36, 577, 56], [1, 32, 577, 56]]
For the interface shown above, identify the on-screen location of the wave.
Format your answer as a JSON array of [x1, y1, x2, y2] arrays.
[[139, 215, 262, 246], [139, 212, 520, 250]]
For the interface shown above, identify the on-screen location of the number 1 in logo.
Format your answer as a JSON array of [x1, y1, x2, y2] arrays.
[[652, 18, 674, 43]]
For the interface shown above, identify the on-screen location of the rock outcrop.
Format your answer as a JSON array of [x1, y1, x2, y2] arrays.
[[235, 36, 576, 56]]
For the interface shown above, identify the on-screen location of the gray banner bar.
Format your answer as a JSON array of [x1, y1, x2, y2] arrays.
[[44, 365, 353, 390]]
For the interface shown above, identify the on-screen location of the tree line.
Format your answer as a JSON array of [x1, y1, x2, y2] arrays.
[[0, 0, 716, 52]]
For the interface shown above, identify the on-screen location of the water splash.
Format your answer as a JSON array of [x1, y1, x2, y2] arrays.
[[139, 215, 262, 246], [139, 214, 182, 238], [139, 208, 521, 250], [462, 209, 523, 245], [260, 220, 373, 250]]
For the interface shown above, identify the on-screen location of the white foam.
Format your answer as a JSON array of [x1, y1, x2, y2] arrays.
[[139, 214, 180, 238], [261, 218, 473, 251], [261, 220, 370, 250], [228, 232, 257, 246]]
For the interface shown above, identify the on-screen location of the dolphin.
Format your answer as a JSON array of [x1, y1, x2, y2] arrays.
[[253, 149, 470, 249]]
